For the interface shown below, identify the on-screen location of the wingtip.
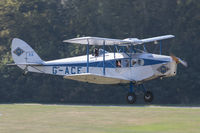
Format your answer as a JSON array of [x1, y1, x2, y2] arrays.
[[12, 38, 22, 41], [170, 35, 175, 38], [63, 39, 72, 43]]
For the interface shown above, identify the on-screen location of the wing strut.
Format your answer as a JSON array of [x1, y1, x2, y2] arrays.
[[86, 39, 106, 75], [103, 40, 105, 75], [160, 41, 162, 55], [87, 39, 89, 73]]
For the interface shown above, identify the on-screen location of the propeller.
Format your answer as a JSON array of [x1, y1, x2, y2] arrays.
[[170, 54, 188, 67]]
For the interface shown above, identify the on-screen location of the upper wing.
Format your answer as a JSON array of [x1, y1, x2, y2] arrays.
[[64, 73, 130, 84], [63, 37, 130, 45], [63, 35, 174, 46], [140, 35, 175, 43]]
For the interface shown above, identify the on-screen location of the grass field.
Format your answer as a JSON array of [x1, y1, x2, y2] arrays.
[[0, 104, 200, 133]]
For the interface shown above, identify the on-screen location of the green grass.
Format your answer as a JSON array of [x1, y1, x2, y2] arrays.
[[0, 104, 200, 133]]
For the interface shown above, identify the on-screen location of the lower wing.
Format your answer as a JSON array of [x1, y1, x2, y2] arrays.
[[64, 73, 130, 84]]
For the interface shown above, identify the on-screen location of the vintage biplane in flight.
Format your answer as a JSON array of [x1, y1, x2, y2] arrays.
[[9, 35, 187, 104]]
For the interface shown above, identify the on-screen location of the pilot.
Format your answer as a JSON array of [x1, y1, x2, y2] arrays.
[[94, 48, 99, 57]]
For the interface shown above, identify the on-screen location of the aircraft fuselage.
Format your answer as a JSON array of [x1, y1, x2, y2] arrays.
[[22, 52, 177, 84]]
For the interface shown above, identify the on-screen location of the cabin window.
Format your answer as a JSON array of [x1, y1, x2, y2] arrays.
[[116, 60, 121, 67], [116, 59, 130, 67], [132, 60, 136, 66], [137, 59, 144, 66], [124, 59, 130, 67]]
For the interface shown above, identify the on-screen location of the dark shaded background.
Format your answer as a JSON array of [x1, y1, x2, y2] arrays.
[[0, 0, 199, 104]]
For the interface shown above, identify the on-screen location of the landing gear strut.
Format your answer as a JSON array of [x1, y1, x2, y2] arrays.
[[126, 82, 136, 104], [126, 82, 153, 104]]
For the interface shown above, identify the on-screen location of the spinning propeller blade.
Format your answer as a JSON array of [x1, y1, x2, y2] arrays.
[[170, 54, 188, 67]]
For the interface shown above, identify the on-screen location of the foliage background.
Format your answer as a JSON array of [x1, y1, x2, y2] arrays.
[[0, 0, 199, 104]]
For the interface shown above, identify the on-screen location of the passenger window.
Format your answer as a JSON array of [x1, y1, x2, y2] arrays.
[[116, 60, 121, 67], [137, 59, 144, 66], [132, 60, 136, 66], [124, 59, 129, 67], [116, 59, 130, 67]]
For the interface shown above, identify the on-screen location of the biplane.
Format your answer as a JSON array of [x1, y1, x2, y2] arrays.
[[9, 35, 187, 104]]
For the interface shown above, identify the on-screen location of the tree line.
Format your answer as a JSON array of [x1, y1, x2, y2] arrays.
[[0, 0, 199, 104]]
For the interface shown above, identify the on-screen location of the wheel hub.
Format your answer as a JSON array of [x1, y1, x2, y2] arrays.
[[145, 95, 151, 100], [128, 96, 133, 101], [144, 91, 153, 103]]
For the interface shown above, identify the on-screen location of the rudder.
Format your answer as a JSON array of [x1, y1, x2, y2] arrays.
[[11, 38, 43, 64]]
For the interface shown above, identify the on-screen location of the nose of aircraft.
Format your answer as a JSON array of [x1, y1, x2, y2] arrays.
[[170, 55, 188, 67]]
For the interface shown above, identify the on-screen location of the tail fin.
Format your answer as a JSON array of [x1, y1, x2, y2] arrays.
[[11, 38, 43, 65]]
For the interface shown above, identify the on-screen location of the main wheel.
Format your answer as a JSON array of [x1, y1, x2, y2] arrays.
[[126, 93, 136, 104], [144, 91, 153, 103]]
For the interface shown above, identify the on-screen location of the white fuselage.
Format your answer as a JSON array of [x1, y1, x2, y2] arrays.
[[23, 52, 177, 84]]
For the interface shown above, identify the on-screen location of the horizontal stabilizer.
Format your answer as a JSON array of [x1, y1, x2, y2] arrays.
[[7, 63, 43, 66], [64, 73, 130, 84]]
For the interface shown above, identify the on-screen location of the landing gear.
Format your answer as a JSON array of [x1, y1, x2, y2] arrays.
[[126, 82, 136, 104], [144, 91, 153, 103], [126, 82, 153, 104], [126, 93, 136, 104]]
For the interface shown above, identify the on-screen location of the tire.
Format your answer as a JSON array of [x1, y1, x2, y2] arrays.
[[126, 93, 136, 104], [144, 91, 153, 103]]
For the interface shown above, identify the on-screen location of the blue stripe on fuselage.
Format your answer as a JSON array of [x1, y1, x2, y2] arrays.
[[143, 59, 167, 66], [44, 58, 168, 68]]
